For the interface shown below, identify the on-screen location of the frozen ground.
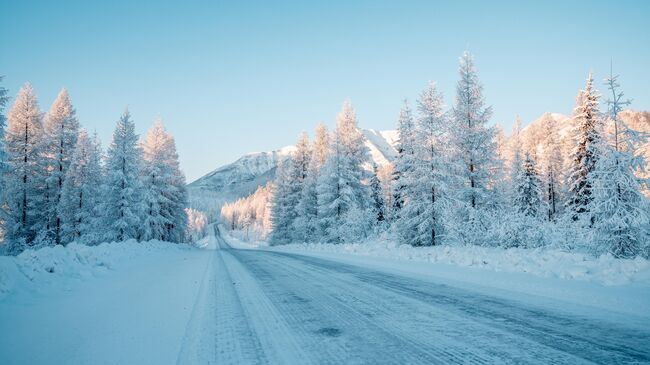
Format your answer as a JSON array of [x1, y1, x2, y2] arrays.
[[1, 234, 649, 364]]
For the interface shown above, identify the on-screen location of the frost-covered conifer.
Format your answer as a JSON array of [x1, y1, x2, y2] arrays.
[[317, 101, 371, 243], [398, 82, 450, 246], [513, 153, 543, 218], [0, 77, 9, 238], [103, 110, 145, 242], [391, 100, 415, 221], [59, 130, 104, 245], [43, 89, 79, 244], [566, 73, 603, 221], [294, 125, 329, 242], [539, 114, 564, 220], [4, 83, 46, 251], [269, 159, 294, 244], [589, 70, 650, 257], [141, 120, 188, 242], [450, 51, 497, 210], [369, 163, 385, 224]]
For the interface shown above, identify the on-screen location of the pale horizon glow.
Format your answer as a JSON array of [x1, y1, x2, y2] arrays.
[[1, 0, 649, 182]]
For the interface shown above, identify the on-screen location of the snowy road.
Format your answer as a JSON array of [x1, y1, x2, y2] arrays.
[[177, 236, 650, 365]]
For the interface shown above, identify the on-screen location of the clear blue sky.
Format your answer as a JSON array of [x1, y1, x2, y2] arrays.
[[1, 0, 649, 182]]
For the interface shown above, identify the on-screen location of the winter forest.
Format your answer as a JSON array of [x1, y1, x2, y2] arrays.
[[223, 51, 650, 259], [0, 80, 192, 255]]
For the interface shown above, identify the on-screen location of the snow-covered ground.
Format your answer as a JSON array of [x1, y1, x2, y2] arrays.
[[0, 240, 213, 364]]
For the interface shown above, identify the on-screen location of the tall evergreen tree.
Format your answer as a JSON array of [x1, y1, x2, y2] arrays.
[[391, 100, 415, 221], [104, 110, 145, 242], [398, 82, 450, 246], [59, 130, 104, 245], [317, 101, 371, 243], [589, 69, 650, 257], [285, 132, 310, 242], [513, 152, 544, 217], [450, 51, 497, 210], [0, 77, 9, 238], [295, 127, 328, 242], [4, 83, 47, 251], [141, 120, 188, 242], [566, 73, 603, 221], [43, 89, 80, 244], [369, 163, 385, 224], [539, 114, 564, 221], [269, 159, 294, 244]]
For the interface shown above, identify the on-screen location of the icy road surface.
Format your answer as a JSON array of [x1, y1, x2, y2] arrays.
[[177, 236, 650, 365]]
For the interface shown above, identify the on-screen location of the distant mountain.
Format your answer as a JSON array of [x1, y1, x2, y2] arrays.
[[188, 129, 398, 218]]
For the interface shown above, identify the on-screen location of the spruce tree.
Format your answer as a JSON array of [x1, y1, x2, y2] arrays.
[[59, 130, 104, 245], [317, 101, 371, 243], [539, 114, 563, 221], [566, 72, 602, 221], [399, 82, 450, 246], [0, 77, 9, 238], [43, 89, 80, 244], [589, 69, 650, 257], [369, 163, 385, 224], [295, 126, 328, 242], [450, 51, 497, 210], [391, 100, 415, 221], [141, 120, 188, 242], [4, 83, 46, 251], [104, 110, 145, 242], [513, 153, 543, 218]]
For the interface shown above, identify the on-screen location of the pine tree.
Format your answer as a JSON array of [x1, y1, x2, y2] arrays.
[[450, 51, 497, 210], [539, 114, 563, 221], [285, 132, 310, 242], [0, 77, 9, 239], [104, 110, 145, 242], [294, 125, 328, 242], [59, 130, 104, 245], [43, 89, 80, 244], [269, 159, 294, 244], [589, 69, 650, 258], [566, 72, 603, 221], [369, 162, 385, 224], [398, 82, 450, 246], [4, 83, 46, 251], [141, 120, 188, 242], [513, 152, 543, 217], [317, 101, 371, 243], [391, 100, 415, 221], [509, 116, 524, 188]]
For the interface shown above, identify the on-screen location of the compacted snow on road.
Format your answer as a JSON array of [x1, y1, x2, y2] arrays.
[[2, 235, 650, 364]]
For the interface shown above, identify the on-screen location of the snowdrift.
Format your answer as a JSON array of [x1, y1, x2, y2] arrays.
[[272, 239, 650, 286], [0, 240, 193, 299]]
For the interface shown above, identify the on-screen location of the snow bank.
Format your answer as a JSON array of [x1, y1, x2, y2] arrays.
[[273, 239, 650, 286], [0, 240, 192, 299]]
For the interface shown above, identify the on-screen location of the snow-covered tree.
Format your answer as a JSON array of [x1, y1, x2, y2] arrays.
[[391, 100, 416, 221], [141, 120, 188, 242], [509, 116, 524, 186], [186, 208, 208, 242], [369, 163, 385, 224], [450, 51, 497, 210], [269, 159, 294, 244], [286, 132, 311, 242], [589, 69, 650, 258], [0, 77, 9, 239], [539, 114, 564, 221], [566, 73, 603, 221], [58, 130, 104, 245], [317, 101, 371, 243], [294, 124, 329, 242], [398, 82, 450, 246], [103, 110, 145, 242], [4, 83, 46, 251], [513, 152, 544, 217], [43, 89, 80, 244]]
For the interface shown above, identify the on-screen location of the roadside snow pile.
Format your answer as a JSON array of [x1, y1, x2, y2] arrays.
[[0, 240, 191, 298], [273, 239, 650, 286]]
